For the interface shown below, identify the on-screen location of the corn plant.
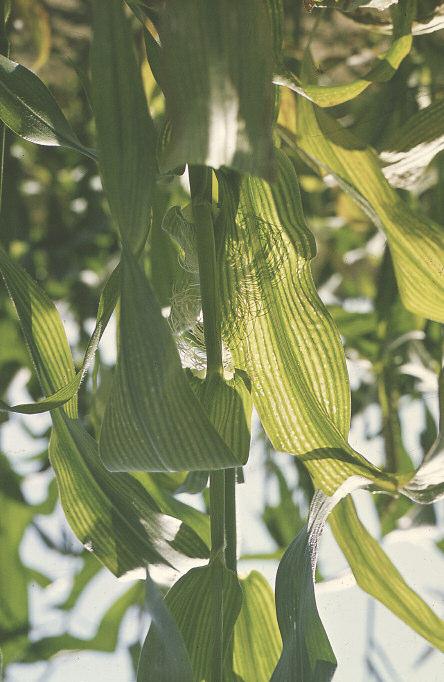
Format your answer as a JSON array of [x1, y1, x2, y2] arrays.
[[0, 0, 443, 680]]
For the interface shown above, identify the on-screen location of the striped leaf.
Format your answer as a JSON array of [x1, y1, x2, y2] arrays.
[[295, 68, 444, 323], [217, 151, 397, 495], [0, 260, 119, 415], [231, 571, 282, 681], [380, 99, 444, 189], [158, 0, 275, 179], [0, 54, 93, 157], [274, 0, 415, 107], [140, 558, 242, 681], [0, 248, 210, 577], [330, 497, 444, 650], [91, 0, 157, 252], [187, 371, 252, 465], [99, 247, 241, 472], [272, 490, 342, 682]]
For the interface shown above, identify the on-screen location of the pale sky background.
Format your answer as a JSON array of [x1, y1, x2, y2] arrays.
[[2, 316, 443, 682]]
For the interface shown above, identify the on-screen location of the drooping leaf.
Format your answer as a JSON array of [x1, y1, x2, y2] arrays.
[[91, 0, 157, 252], [0, 258, 119, 415], [329, 497, 444, 651], [0, 54, 93, 156], [275, 0, 415, 107], [217, 150, 398, 495], [295, 65, 444, 323], [158, 0, 275, 179], [271, 479, 369, 682], [100, 247, 240, 472], [380, 99, 444, 189], [231, 570, 282, 682], [0, 247, 210, 577], [140, 558, 242, 681], [137, 573, 193, 682]]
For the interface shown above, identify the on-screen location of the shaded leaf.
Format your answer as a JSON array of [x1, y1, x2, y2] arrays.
[[275, 1, 415, 107], [22, 583, 143, 663], [91, 0, 157, 252], [100, 247, 240, 472], [137, 573, 193, 682], [0, 54, 93, 156]]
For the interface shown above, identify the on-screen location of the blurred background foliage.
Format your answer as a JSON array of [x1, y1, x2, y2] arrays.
[[0, 1, 443, 680]]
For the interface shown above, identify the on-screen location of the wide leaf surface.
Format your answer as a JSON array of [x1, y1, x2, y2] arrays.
[[217, 151, 397, 494], [158, 0, 275, 179], [99, 248, 240, 472]]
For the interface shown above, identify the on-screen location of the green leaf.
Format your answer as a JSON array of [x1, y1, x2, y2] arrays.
[[329, 497, 444, 651], [22, 583, 143, 663], [0, 248, 210, 577], [158, 0, 275, 179], [0, 260, 119, 415], [99, 247, 240, 472], [275, 1, 415, 107], [140, 559, 242, 681], [217, 150, 397, 495], [51, 412, 210, 576], [0, 54, 93, 157], [379, 99, 444, 189], [295, 68, 444, 324], [272, 489, 342, 682], [137, 574, 193, 682], [91, 0, 157, 252], [231, 571, 282, 681], [188, 371, 252, 465]]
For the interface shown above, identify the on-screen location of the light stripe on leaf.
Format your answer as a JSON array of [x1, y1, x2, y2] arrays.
[[0, 249, 209, 577], [0, 54, 93, 157], [140, 558, 242, 681], [295, 67, 444, 323], [99, 248, 240, 472], [217, 152, 397, 495], [158, 0, 275, 179], [230, 570, 282, 681], [330, 497, 444, 651], [91, 0, 157, 252]]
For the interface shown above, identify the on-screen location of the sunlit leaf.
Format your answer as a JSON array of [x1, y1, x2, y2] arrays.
[[217, 150, 397, 495], [158, 0, 275, 179], [231, 570, 282, 681], [141, 558, 242, 680], [295, 64, 444, 323], [330, 497, 444, 650]]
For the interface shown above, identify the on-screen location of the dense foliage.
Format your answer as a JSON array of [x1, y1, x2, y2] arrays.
[[0, 0, 443, 680]]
